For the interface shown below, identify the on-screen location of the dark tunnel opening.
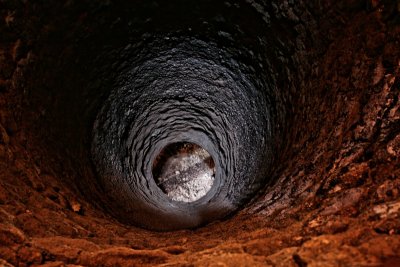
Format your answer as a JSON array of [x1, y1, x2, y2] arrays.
[[14, 0, 299, 230], [1, 0, 400, 265]]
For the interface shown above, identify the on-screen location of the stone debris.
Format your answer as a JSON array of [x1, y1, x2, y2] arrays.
[[154, 143, 215, 202]]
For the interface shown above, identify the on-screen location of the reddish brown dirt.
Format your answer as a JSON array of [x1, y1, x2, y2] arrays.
[[1, 1, 400, 266]]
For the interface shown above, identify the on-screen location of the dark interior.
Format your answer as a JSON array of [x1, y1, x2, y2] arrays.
[[0, 0, 399, 265]]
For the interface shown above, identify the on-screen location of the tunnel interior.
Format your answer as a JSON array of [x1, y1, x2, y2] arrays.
[[0, 0, 400, 266]]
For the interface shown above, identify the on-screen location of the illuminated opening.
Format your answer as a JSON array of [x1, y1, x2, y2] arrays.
[[152, 142, 215, 202]]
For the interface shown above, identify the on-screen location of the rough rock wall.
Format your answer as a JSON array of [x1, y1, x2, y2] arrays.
[[0, 0, 400, 266]]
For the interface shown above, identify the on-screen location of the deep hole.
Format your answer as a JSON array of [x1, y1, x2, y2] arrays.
[[1, 0, 399, 265]]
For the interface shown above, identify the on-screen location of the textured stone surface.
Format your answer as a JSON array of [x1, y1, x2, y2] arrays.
[[0, 0, 400, 266]]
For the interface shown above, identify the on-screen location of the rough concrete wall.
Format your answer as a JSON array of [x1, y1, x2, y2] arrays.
[[0, 0, 400, 266]]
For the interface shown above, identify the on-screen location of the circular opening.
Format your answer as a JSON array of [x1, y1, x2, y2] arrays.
[[152, 142, 216, 203]]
